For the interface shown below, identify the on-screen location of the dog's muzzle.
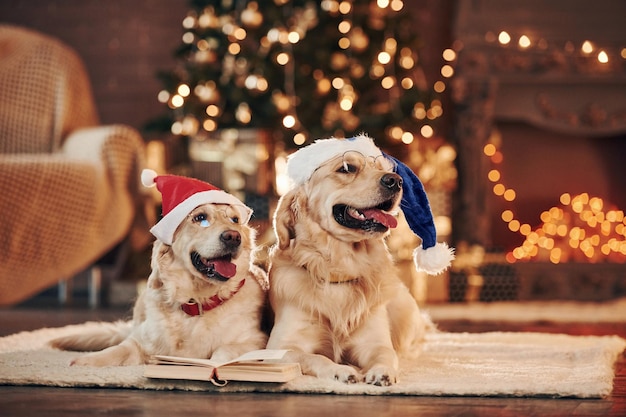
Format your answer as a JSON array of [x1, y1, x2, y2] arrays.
[[191, 252, 237, 281], [332, 173, 401, 232], [190, 230, 242, 281]]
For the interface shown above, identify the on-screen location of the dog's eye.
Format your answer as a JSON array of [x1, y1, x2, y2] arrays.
[[193, 213, 211, 228], [337, 162, 358, 174], [229, 216, 240, 224]]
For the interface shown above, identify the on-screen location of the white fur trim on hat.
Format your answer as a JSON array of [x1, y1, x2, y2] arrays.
[[141, 169, 158, 188], [150, 190, 252, 246], [413, 242, 455, 275], [287, 134, 384, 186]]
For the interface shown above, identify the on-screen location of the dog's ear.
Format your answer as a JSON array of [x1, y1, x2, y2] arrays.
[[273, 188, 301, 250], [148, 240, 172, 289]]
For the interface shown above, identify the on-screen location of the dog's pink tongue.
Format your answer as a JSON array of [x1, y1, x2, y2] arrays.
[[212, 259, 237, 278], [362, 209, 398, 228]]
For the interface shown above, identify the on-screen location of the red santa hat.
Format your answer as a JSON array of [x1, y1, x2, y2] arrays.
[[141, 169, 252, 245]]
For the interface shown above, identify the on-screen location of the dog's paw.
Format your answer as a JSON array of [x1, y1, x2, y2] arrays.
[[364, 365, 398, 386], [316, 363, 362, 384]]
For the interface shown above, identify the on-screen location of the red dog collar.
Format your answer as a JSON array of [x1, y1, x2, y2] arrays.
[[181, 280, 245, 316]]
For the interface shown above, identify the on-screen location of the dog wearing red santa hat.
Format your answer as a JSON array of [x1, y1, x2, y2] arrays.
[[266, 134, 454, 385], [50, 169, 268, 366]]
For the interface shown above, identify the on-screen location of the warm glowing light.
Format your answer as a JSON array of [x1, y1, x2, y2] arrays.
[[381, 76, 395, 89], [518, 35, 531, 48], [420, 125, 434, 138], [171, 121, 183, 135], [205, 105, 219, 117], [399, 56, 414, 69], [232, 28, 247, 41], [483, 143, 497, 156], [182, 32, 194, 44], [440, 65, 454, 78], [282, 115, 296, 129], [338, 21, 351, 34], [339, 1, 352, 14], [202, 119, 217, 132], [520, 224, 532, 236], [503, 189, 516, 202], [228, 43, 241, 54], [157, 90, 170, 103], [288, 31, 300, 43], [498, 31, 511, 45], [389, 126, 403, 140], [177, 84, 190, 97], [378, 52, 392, 65], [171, 95, 184, 108], [182, 16, 196, 29], [293, 133, 306, 145], [390, 0, 404, 11], [276, 52, 290, 65], [501, 210, 514, 222], [442, 48, 456, 62], [434, 81, 446, 93], [413, 103, 426, 119], [597, 50, 609, 63], [339, 98, 353, 111], [401, 78, 414, 89], [508, 220, 520, 232], [493, 184, 505, 196], [338, 37, 351, 49], [581, 40, 593, 54], [488, 169, 501, 182], [332, 78, 345, 89], [401, 132, 414, 144]]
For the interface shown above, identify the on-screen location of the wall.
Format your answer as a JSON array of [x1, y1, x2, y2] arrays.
[[1, 0, 453, 139]]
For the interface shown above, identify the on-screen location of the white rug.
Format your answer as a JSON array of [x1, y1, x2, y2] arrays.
[[426, 298, 626, 323], [0, 322, 624, 398]]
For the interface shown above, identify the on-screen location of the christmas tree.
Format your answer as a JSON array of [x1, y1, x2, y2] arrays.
[[152, 0, 443, 150]]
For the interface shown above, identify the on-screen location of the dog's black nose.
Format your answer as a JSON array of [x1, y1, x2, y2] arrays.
[[380, 173, 402, 192], [220, 230, 241, 248]]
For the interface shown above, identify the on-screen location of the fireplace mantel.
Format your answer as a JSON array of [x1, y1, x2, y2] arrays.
[[451, 0, 626, 246]]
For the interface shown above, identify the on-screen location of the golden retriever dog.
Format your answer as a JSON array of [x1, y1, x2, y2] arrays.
[[265, 136, 447, 386], [50, 199, 268, 367]]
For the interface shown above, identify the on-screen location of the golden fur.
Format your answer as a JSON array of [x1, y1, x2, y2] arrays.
[[266, 154, 430, 386], [50, 203, 268, 366]]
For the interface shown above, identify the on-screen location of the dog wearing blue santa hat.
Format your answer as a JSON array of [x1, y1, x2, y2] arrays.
[[266, 134, 454, 385]]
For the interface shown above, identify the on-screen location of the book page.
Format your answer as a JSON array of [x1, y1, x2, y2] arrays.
[[152, 349, 290, 369]]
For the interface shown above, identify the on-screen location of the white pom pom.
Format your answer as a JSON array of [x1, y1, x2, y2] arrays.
[[141, 169, 158, 188], [413, 242, 455, 275]]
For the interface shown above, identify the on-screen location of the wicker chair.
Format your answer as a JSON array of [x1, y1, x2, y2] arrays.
[[0, 25, 149, 307]]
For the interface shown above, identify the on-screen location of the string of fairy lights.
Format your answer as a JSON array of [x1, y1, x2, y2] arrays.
[[484, 136, 626, 264]]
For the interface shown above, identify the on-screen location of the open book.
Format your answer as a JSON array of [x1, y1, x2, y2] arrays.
[[144, 349, 302, 386]]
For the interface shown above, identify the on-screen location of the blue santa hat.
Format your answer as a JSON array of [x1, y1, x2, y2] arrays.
[[383, 152, 455, 275], [286, 134, 454, 275]]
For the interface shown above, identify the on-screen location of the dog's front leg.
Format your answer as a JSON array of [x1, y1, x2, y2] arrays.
[[346, 306, 399, 386], [267, 305, 362, 383], [283, 349, 361, 383]]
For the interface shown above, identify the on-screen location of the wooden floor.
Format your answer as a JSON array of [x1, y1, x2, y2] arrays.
[[0, 303, 624, 417]]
